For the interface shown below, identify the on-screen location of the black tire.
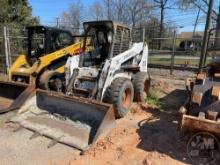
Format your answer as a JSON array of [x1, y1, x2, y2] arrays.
[[132, 72, 150, 102], [103, 78, 134, 118], [38, 70, 63, 91]]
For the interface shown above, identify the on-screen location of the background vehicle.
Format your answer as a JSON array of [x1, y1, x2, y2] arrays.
[[8, 26, 92, 90], [0, 26, 93, 113]]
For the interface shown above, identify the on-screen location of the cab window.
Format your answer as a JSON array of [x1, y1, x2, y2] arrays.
[[55, 32, 73, 49]]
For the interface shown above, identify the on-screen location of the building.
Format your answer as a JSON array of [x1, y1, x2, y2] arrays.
[[177, 31, 215, 51]]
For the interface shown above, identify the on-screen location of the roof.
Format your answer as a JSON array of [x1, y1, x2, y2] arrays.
[[177, 31, 204, 39]]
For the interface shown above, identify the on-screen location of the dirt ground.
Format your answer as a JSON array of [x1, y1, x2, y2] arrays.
[[0, 77, 192, 165]]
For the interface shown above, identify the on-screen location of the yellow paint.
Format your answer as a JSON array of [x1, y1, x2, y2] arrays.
[[8, 40, 93, 85]]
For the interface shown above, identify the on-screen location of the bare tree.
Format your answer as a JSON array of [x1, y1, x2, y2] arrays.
[[90, 0, 104, 20], [103, 0, 151, 26], [153, 0, 171, 49], [128, 0, 150, 27], [112, 0, 130, 24], [104, 0, 112, 20], [178, 0, 220, 49], [59, 0, 83, 34], [103, 0, 131, 24]]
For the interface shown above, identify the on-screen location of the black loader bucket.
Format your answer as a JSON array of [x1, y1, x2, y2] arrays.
[[11, 89, 115, 151], [0, 81, 35, 114]]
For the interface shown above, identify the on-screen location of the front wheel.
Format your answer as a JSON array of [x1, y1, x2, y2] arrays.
[[38, 70, 63, 91], [104, 78, 134, 118]]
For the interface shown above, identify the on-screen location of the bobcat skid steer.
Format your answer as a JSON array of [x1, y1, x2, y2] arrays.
[[0, 26, 93, 114], [10, 21, 150, 151]]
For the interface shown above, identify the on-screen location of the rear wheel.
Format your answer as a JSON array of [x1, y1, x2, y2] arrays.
[[104, 78, 134, 118], [132, 72, 150, 102], [38, 70, 63, 91]]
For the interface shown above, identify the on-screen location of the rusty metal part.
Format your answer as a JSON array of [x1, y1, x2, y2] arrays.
[[196, 73, 206, 85], [11, 89, 115, 151], [214, 73, 220, 78], [207, 110, 218, 121], [196, 73, 206, 80], [191, 92, 203, 106], [0, 81, 35, 114], [179, 65, 220, 137], [179, 100, 220, 135], [211, 86, 220, 101], [180, 112, 220, 135]]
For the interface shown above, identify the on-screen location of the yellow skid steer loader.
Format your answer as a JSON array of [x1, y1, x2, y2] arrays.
[[0, 26, 93, 114]]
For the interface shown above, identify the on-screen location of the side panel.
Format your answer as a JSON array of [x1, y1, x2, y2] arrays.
[[139, 44, 148, 72], [100, 43, 144, 99], [8, 55, 29, 81]]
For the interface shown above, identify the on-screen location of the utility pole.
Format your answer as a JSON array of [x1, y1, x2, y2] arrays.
[[56, 17, 60, 28], [199, 0, 214, 71]]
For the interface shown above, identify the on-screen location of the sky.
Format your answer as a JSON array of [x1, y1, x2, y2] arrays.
[[28, 0, 219, 33], [29, 0, 94, 25]]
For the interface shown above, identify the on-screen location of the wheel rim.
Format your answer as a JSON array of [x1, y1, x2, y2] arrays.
[[143, 80, 150, 99], [48, 77, 62, 91], [122, 88, 132, 108]]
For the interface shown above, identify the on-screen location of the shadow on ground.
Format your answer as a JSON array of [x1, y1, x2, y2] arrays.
[[136, 89, 192, 164]]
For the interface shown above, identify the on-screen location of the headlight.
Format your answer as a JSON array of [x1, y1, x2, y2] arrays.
[[107, 32, 113, 43]]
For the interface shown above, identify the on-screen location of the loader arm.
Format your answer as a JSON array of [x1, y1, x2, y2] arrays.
[[99, 42, 148, 100], [9, 40, 93, 85]]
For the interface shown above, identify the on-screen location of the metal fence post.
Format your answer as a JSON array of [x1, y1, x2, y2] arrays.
[[7, 27, 11, 66], [3, 26, 10, 73], [170, 30, 176, 75]]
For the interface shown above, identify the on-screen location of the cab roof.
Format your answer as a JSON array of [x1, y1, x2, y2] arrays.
[[25, 25, 72, 34]]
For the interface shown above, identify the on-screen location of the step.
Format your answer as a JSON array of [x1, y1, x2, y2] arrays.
[[78, 76, 97, 82]]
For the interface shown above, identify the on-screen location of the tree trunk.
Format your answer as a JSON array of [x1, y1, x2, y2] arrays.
[[214, 6, 220, 50]]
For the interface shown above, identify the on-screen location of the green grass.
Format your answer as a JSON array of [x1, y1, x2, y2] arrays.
[[146, 89, 162, 107], [148, 57, 212, 66]]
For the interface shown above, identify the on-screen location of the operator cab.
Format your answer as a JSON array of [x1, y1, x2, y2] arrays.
[[26, 26, 73, 61], [80, 21, 130, 68], [81, 21, 113, 67]]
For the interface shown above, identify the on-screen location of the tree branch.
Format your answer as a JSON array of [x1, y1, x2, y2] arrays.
[[192, 1, 217, 21]]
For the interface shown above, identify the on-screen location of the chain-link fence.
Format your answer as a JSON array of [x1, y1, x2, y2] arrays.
[[1, 25, 220, 74], [148, 37, 219, 69], [0, 26, 83, 73]]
